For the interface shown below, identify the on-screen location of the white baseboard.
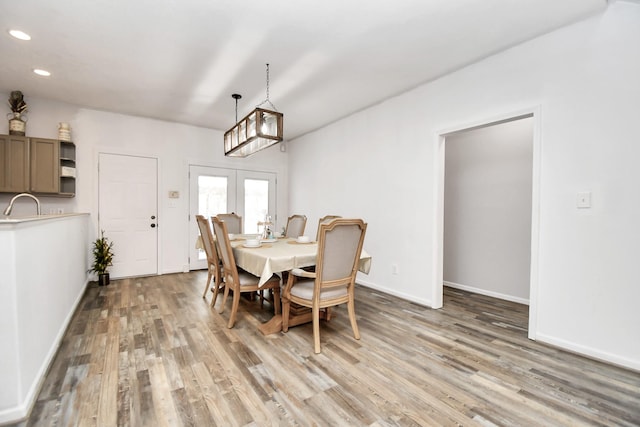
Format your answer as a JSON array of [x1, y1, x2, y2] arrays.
[[356, 279, 433, 308], [0, 406, 25, 426], [444, 281, 530, 305], [162, 266, 190, 275], [535, 332, 640, 372]]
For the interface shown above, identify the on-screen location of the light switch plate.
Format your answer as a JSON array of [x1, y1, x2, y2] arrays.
[[577, 191, 591, 208], [392, 263, 399, 275], [168, 191, 180, 199]]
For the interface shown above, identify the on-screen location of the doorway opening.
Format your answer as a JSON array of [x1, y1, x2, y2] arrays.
[[436, 110, 540, 339]]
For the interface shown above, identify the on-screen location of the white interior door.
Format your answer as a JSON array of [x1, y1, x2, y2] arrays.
[[189, 165, 276, 270], [99, 153, 158, 278]]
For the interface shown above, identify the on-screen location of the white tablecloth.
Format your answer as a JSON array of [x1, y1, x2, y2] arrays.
[[231, 237, 371, 287]]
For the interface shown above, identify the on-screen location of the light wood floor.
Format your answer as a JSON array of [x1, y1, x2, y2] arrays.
[[11, 272, 640, 426]]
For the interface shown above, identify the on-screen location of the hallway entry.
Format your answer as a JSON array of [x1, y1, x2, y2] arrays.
[[442, 116, 534, 306]]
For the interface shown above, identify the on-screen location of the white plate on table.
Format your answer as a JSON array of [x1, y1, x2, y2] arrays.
[[243, 242, 262, 248], [261, 238, 277, 243]]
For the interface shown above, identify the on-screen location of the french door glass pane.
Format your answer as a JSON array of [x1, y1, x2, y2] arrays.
[[197, 175, 227, 260], [198, 175, 227, 217], [244, 179, 269, 234]]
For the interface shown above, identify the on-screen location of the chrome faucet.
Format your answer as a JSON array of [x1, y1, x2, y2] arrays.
[[3, 193, 42, 216]]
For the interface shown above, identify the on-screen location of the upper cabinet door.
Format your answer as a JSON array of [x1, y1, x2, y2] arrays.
[[30, 138, 59, 194], [0, 135, 29, 193]]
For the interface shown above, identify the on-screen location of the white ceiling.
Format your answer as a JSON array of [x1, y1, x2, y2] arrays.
[[1, 0, 606, 140]]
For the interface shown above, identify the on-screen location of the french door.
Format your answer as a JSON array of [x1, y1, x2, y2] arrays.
[[189, 165, 276, 270]]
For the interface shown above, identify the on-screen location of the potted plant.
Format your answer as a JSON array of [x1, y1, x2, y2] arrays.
[[7, 90, 28, 136], [89, 230, 114, 286]]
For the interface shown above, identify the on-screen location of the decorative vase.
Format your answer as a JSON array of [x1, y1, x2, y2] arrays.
[[98, 273, 110, 286], [58, 122, 72, 142], [7, 112, 27, 136]]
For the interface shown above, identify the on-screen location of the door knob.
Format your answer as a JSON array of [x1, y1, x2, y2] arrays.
[[151, 215, 156, 219], [151, 223, 156, 228]]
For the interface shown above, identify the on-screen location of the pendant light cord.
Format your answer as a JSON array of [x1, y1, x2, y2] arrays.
[[232, 93, 242, 122], [257, 63, 278, 111]]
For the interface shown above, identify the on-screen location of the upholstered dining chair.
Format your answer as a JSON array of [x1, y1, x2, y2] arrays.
[[284, 214, 307, 238], [195, 215, 224, 307], [315, 215, 341, 240], [216, 212, 242, 234], [212, 216, 281, 328], [282, 218, 367, 353]]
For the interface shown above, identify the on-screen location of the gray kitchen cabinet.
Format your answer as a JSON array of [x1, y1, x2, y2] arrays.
[[30, 137, 59, 193], [0, 134, 76, 197], [0, 134, 29, 193]]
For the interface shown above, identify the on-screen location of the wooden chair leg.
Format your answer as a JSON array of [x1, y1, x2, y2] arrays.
[[202, 267, 213, 298], [313, 305, 321, 354], [219, 281, 231, 314], [259, 289, 273, 308], [227, 290, 241, 328], [282, 297, 290, 332], [210, 276, 222, 308], [210, 265, 222, 307], [347, 298, 360, 340]]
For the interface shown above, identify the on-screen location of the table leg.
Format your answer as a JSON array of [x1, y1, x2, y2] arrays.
[[258, 306, 330, 335], [258, 314, 283, 335]]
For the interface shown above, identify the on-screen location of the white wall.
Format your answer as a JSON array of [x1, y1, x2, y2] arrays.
[[0, 215, 89, 423], [0, 97, 289, 275], [444, 118, 533, 303], [288, 1, 640, 370]]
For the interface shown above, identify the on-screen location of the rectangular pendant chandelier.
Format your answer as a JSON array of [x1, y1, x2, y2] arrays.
[[224, 107, 283, 157]]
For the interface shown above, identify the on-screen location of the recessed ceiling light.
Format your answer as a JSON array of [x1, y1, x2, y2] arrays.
[[33, 69, 51, 77], [9, 29, 31, 41]]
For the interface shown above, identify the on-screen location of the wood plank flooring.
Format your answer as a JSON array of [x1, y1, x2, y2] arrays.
[[10, 272, 640, 426]]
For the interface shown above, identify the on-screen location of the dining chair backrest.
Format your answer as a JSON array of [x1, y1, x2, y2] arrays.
[[216, 213, 242, 234], [316, 218, 367, 286], [315, 215, 341, 240], [285, 214, 307, 238], [212, 216, 236, 277], [196, 214, 225, 304], [195, 215, 217, 265]]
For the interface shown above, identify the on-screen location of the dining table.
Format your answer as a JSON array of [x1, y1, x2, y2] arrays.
[[229, 234, 372, 335]]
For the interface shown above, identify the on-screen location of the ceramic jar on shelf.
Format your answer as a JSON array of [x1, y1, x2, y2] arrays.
[[7, 112, 27, 136], [58, 122, 72, 142]]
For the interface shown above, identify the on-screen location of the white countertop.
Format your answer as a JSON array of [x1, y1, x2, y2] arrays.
[[0, 213, 89, 224]]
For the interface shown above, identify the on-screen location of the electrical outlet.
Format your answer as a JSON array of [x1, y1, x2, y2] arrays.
[[392, 263, 399, 275]]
